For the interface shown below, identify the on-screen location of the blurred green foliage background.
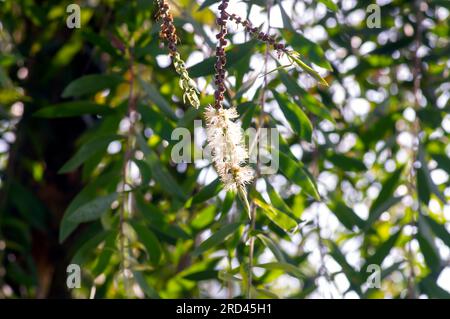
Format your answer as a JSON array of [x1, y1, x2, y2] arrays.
[[0, 0, 450, 299]]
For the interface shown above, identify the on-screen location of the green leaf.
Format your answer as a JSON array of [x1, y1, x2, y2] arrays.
[[133, 271, 161, 299], [420, 275, 450, 298], [328, 200, 365, 231], [276, 1, 295, 32], [183, 270, 219, 281], [237, 102, 257, 130], [59, 166, 122, 243], [198, 0, 220, 11], [328, 241, 363, 293], [317, 0, 338, 12], [133, 159, 152, 186], [135, 194, 190, 240], [423, 215, 450, 249], [288, 53, 329, 86], [187, 178, 223, 207], [192, 222, 241, 257], [254, 198, 298, 232], [59, 134, 123, 173], [131, 221, 162, 264], [366, 197, 402, 230], [417, 215, 441, 274], [327, 153, 366, 172], [10, 181, 49, 232], [366, 167, 403, 228], [137, 135, 187, 201], [191, 206, 216, 231], [34, 101, 113, 118], [62, 74, 123, 98], [275, 149, 320, 200], [265, 182, 300, 222], [256, 234, 286, 262], [255, 262, 304, 280], [278, 71, 333, 122], [417, 165, 431, 205], [139, 78, 177, 121], [92, 231, 116, 277], [68, 193, 118, 223], [72, 230, 110, 265], [283, 31, 332, 71], [138, 103, 176, 141], [430, 153, 450, 175], [273, 91, 312, 142], [362, 229, 402, 274], [418, 148, 446, 204]]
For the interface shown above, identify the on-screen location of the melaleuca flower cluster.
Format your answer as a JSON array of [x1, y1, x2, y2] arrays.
[[204, 106, 254, 192]]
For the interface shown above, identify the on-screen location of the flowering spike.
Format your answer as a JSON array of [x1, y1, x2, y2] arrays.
[[205, 106, 254, 193]]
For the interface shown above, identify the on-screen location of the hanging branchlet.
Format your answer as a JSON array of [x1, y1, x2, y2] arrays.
[[224, 11, 329, 85], [157, 0, 200, 108], [224, 11, 287, 57], [207, 0, 253, 217]]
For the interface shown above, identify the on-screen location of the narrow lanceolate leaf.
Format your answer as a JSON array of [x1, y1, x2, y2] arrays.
[[273, 91, 312, 142], [278, 71, 333, 122], [328, 200, 365, 231], [198, 0, 221, 11], [59, 167, 122, 243], [417, 165, 431, 205], [254, 198, 298, 232], [417, 214, 441, 274], [288, 53, 329, 86], [418, 148, 446, 204], [420, 275, 450, 298], [327, 153, 366, 172], [423, 215, 450, 248], [68, 193, 118, 223], [34, 101, 113, 118], [265, 182, 299, 222], [62, 74, 123, 98], [137, 135, 187, 201], [276, 0, 295, 32], [275, 149, 320, 200], [328, 241, 363, 294], [282, 31, 332, 71], [131, 221, 162, 264], [138, 78, 177, 121], [366, 167, 403, 228], [192, 222, 241, 257], [187, 177, 223, 207], [133, 271, 160, 299], [362, 229, 402, 276], [256, 234, 286, 262], [255, 262, 304, 280], [71, 230, 110, 265], [59, 134, 123, 173], [317, 0, 338, 11]]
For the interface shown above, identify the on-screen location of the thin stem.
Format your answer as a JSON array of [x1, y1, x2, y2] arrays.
[[120, 46, 136, 295], [247, 205, 257, 298], [406, 0, 425, 299], [246, 1, 272, 299]]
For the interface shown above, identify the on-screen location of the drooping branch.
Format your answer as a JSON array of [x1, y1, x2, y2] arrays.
[[224, 11, 287, 55], [157, 0, 200, 108]]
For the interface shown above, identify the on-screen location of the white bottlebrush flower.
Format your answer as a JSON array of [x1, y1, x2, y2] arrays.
[[205, 105, 254, 192]]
